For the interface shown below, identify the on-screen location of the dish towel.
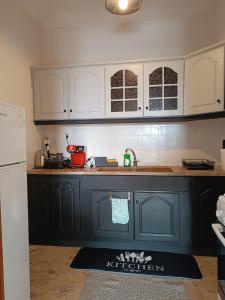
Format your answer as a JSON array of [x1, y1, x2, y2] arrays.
[[111, 198, 129, 225], [216, 194, 225, 226]]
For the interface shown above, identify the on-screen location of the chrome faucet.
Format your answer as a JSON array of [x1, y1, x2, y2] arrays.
[[125, 148, 138, 167]]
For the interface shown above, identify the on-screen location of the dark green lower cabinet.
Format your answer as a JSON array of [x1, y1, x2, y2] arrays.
[[28, 174, 223, 256], [80, 176, 191, 254], [191, 177, 225, 255], [54, 177, 80, 239], [28, 176, 54, 240], [28, 175, 80, 245], [134, 192, 180, 242], [91, 191, 134, 239]]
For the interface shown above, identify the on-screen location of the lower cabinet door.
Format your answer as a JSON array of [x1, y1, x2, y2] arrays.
[[54, 177, 80, 239], [28, 176, 54, 239], [191, 177, 225, 254], [91, 191, 134, 239], [134, 192, 180, 242]]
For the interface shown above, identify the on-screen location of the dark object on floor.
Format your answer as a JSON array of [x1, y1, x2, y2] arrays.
[[182, 159, 215, 170], [70, 247, 202, 279]]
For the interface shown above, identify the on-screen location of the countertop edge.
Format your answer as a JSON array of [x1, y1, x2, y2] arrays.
[[27, 167, 225, 177]]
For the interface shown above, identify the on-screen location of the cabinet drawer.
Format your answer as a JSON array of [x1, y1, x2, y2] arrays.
[[82, 176, 189, 192]]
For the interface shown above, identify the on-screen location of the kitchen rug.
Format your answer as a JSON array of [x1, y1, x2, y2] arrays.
[[70, 247, 202, 279], [80, 271, 187, 300]]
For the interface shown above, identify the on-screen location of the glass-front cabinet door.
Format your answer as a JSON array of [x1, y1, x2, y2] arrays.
[[106, 64, 143, 118], [144, 61, 184, 116]]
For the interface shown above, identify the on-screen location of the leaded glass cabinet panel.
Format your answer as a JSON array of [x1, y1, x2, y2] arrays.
[[144, 61, 184, 116], [106, 64, 143, 118]]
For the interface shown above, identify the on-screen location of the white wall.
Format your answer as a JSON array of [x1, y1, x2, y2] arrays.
[[36, 0, 225, 167], [0, 0, 41, 168], [39, 118, 225, 166], [215, 0, 225, 41], [40, 0, 217, 66]]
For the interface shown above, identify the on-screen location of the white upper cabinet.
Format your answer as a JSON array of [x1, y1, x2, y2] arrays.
[[32, 44, 225, 122], [105, 64, 143, 118], [144, 61, 184, 117], [184, 47, 224, 115], [69, 66, 105, 119], [33, 69, 68, 120]]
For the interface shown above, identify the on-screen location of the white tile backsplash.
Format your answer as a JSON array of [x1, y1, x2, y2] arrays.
[[37, 118, 225, 166]]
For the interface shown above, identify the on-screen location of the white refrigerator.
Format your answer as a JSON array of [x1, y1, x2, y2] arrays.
[[0, 102, 30, 300]]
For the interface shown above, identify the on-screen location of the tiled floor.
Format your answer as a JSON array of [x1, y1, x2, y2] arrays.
[[30, 245, 218, 300]]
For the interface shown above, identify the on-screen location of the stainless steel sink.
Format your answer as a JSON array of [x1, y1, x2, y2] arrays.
[[135, 167, 173, 172], [97, 167, 135, 172], [97, 166, 173, 173]]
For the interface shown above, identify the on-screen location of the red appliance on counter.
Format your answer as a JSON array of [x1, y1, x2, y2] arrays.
[[71, 146, 86, 168], [66, 135, 86, 168], [67, 144, 86, 168]]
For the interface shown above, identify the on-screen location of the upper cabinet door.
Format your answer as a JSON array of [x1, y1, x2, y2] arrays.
[[144, 61, 184, 117], [184, 47, 224, 115], [33, 69, 68, 120], [105, 64, 143, 118], [69, 66, 105, 119]]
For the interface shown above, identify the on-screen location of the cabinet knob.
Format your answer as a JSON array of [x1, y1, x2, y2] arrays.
[[70, 109, 73, 112], [136, 200, 139, 205], [217, 99, 222, 104], [64, 109, 66, 112], [138, 107, 142, 111], [145, 106, 149, 110]]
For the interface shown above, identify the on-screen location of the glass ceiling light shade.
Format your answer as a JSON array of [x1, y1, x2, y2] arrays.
[[105, 0, 142, 15]]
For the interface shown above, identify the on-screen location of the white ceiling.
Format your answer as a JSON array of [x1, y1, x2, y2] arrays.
[[15, 0, 216, 28]]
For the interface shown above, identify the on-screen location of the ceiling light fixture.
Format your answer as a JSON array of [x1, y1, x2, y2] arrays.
[[105, 0, 142, 15]]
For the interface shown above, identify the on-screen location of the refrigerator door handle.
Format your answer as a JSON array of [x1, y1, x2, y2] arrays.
[[212, 224, 225, 247]]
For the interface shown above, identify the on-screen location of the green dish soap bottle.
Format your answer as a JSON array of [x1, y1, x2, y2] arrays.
[[124, 153, 131, 167]]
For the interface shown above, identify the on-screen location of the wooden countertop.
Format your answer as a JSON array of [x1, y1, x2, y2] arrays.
[[27, 166, 225, 176]]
